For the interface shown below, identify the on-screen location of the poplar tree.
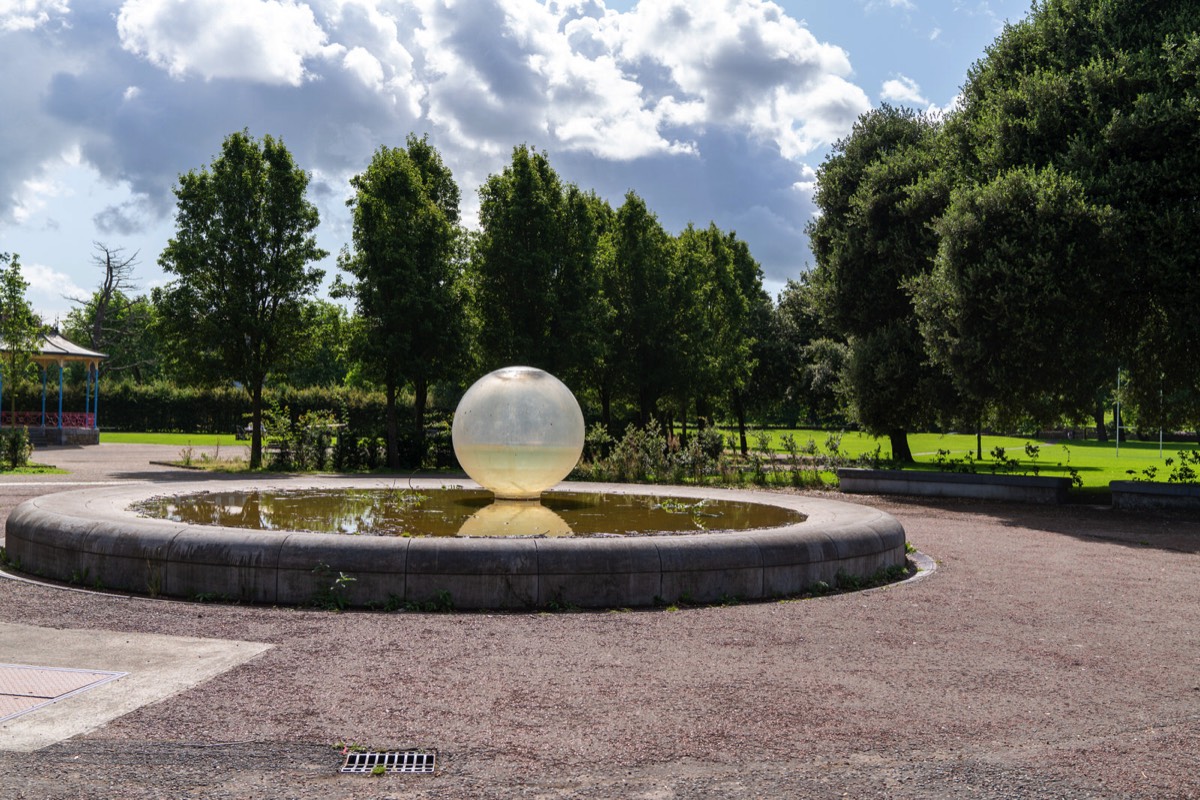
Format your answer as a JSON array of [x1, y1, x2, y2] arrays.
[[0, 253, 43, 423], [337, 135, 468, 467]]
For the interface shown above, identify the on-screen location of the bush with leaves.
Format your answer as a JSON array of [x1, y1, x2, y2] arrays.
[[0, 427, 33, 470], [262, 403, 338, 471]]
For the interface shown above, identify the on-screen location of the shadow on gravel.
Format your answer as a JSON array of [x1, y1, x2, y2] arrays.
[[105, 470, 257, 482], [878, 494, 1200, 555]]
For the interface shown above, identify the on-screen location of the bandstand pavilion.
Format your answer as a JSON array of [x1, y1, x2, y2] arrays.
[[0, 331, 107, 446]]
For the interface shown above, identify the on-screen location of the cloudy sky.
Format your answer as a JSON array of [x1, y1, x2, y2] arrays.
[[0, 0, 1030, 322]]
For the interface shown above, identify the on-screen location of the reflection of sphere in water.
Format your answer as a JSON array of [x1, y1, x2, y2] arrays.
[[456, 500, 572, 537], [452, 367, 585, 500]]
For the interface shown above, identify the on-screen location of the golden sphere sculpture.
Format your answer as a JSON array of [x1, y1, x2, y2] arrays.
[[451, 366, 585, 500]]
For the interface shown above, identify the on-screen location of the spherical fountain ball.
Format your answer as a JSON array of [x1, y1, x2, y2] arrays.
[[452, 366, 585, 500]]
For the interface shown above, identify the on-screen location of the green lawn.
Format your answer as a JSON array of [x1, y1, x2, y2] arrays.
[[720, 427, 1198, 488], [101, 432, 245, 447], [102, 428, 1197, 489]]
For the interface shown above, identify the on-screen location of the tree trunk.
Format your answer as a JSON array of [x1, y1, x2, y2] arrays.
[[413, 375, 428, 469], [385, 382, 399, 469], [889, 429, 914, 464], [736, 398, 749, 456], [976, 423, 982, 460], [1094, 403, 1108, 442], [638, 388, 653, 428], [599, 384, 612, 434], [249, 381, 263, 469]]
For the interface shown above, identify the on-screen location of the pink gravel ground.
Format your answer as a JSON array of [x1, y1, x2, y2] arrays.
[[0, 443, 1197, 799]]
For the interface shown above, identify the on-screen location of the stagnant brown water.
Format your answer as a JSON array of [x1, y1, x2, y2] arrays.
[[132, 488, 805, 538]]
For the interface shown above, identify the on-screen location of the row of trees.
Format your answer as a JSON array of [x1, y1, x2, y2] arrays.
[[803, 0, 1200, 459], [36, 0, 1197, 468], [56, 134, 783, 468]]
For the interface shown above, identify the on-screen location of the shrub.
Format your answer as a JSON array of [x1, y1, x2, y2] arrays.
[[0, 427, 33, 470], [263, 403, 338, 471]]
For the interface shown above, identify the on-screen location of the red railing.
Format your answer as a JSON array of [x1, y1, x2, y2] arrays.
[[0, 412, 95, 428]]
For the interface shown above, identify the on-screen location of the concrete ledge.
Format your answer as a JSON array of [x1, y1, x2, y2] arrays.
[[5, 478, 906, 609], [1110, 480, 1200, 511], [838, 468, 1072, 505]]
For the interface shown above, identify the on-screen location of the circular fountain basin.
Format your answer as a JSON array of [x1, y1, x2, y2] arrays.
[[130, 487, 806, 538], [5, 478, 906, 609]]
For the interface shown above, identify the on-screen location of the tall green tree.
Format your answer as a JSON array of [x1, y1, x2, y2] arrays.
[[336, 135, 468, 467], [933, 0, 1200, 430], [671, 224, 764, 451], [274, 299, 354, 389], [913, 166, 1115, 424], [157, 131, 326, 468], [62, 290, 160, 382], [0, 253, 44, 423], [606, 192, 678, 426], [767, 277, 848, 426], [471, 145, 604, 387], [724, 231, 771, 452], [806, 105, 955, 462]]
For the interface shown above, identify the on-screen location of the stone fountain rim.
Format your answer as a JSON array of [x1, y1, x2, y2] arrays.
[[4, 477, 906, 609]]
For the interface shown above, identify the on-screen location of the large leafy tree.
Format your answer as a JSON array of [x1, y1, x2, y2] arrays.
[[913, 166, 1115, 423], [672, 224, 765, 451], [931, 0, 1200, 430], [471, 145, 604, 387], [274, 299, 354, 389], [606, 192, 678, 426], [724, 232, 772, 451], [62, 290, 160, 382], [0, 253, 43, 423], [806, 105, 955, 462], [336, 135, 468, 467], [157, 131, 326, 468], [768, 277, 847, 426]]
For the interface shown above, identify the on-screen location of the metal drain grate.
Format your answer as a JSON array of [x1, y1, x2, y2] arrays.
[[341, 749, 436, 774]]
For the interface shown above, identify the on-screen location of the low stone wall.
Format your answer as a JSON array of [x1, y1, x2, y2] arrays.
[[4, 478, 906, 610], [1110, 481, 1200, 511], [29, 426, 100, 446], [838, 468, 1072, 505]]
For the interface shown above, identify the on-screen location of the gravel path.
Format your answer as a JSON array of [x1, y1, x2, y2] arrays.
[[1, 444, 1197, 799]]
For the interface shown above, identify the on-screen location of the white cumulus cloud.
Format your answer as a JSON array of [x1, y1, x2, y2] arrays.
[[1, 0, 880, 295], [0, 0, 69, 32], [880, 74, 928, 106], [24, 260, 90, 313], [117, 0, 338, 85], [616, 0, 870, 159]]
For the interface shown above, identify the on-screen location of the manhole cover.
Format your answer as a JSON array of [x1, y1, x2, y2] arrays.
[[341, 749, 436, 774], [0, 664, 127, 724]]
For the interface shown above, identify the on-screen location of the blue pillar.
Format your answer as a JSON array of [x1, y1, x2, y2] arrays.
[[84, 363, 92, 420], [93, 365, 100, 429], [57, 363, 64, 429], [41, 366, 47, 428]]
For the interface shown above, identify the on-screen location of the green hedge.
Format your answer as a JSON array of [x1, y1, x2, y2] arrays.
[[6, 381, 404, 435]]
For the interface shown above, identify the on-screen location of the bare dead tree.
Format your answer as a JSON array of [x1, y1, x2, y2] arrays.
[[86, 242, 139, 348]]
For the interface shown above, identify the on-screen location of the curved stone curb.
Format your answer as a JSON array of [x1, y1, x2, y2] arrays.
[[838, 468, 1072, 504], [906, 550, 937, 581], [4, 478, 906, 610]]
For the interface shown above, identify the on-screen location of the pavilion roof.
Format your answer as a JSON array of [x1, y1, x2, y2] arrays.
[[0, 332, 108, 363], [37, 332, 108, 360]]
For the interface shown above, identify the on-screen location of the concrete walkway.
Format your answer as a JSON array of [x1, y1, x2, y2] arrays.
[[0, 623, 270, 752], [0, 443, 1197, 799]]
